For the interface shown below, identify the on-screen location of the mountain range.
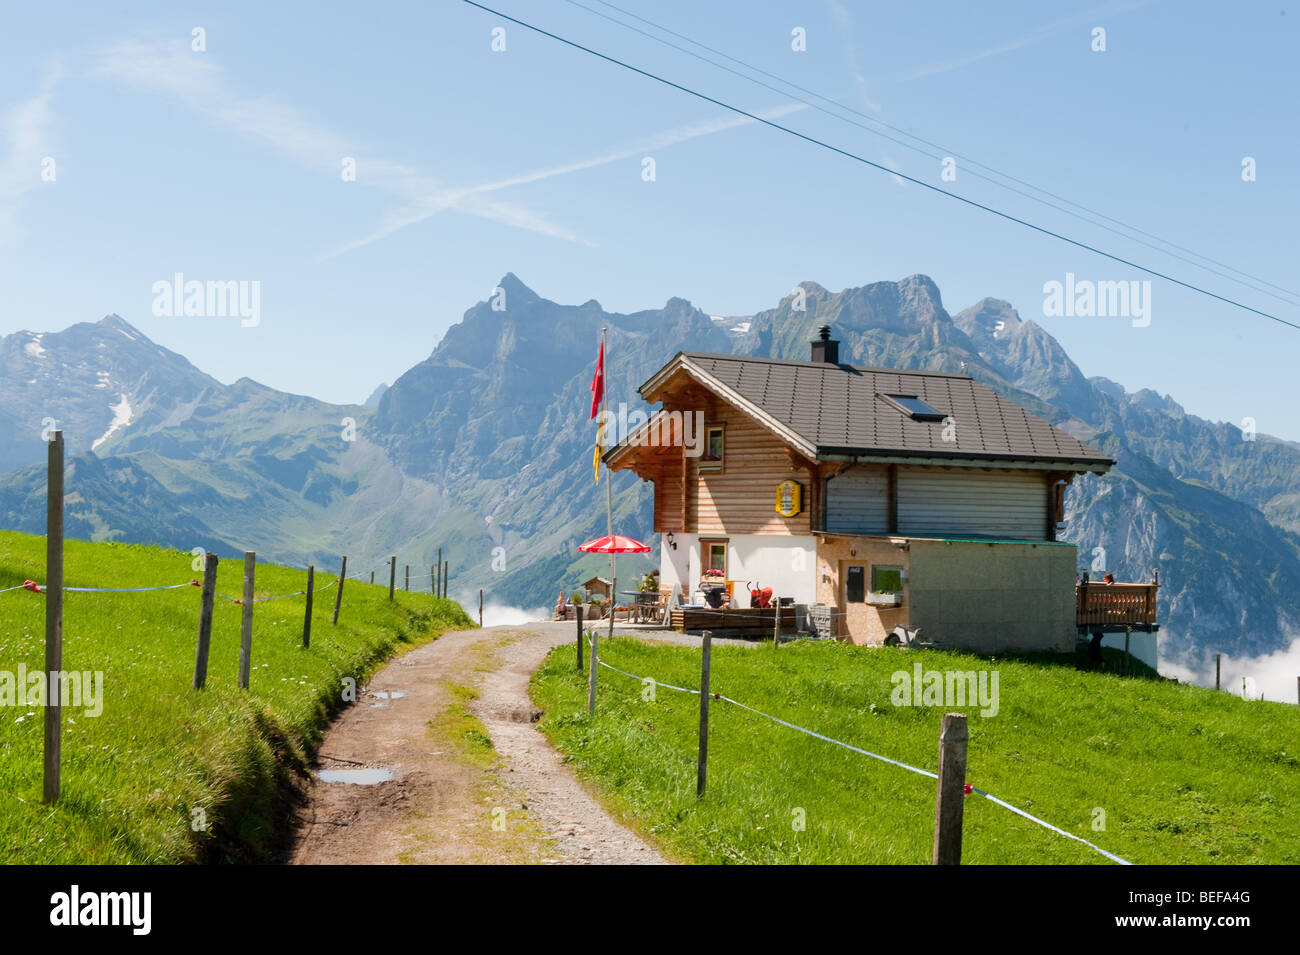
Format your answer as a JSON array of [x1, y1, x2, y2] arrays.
[[4, 272, 1299, 670]]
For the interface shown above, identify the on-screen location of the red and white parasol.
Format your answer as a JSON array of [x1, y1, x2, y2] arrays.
[[578, 534, 651, 554], [579, 534, 651, 632]]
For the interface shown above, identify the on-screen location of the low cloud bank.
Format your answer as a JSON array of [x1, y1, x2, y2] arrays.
[[1161, 635, 1300, 702], [479, 603, 549, 627]]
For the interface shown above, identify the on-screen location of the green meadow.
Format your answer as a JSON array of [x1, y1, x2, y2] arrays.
[[0, 530, 472, 864], [532, 636, 1300, 864]]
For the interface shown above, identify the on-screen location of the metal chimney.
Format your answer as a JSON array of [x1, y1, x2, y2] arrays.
[[810, 324, 839, 364]]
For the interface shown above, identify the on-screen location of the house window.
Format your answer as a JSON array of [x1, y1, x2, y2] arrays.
[[872, 565, 904, 594], [845, 565, 865, 603], [701, 425, 724, 470], [700, 539, 728, 579]]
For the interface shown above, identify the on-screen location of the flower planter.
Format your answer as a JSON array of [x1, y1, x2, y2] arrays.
[[867, 592, 902, 608]]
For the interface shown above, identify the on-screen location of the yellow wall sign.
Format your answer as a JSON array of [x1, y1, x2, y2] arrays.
[[775, 479, 802, 517]]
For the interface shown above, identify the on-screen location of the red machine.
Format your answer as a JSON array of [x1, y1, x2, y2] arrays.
[[747, 581, 773, 609]]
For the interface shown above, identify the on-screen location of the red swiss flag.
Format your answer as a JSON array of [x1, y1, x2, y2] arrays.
[[589, 339, 604, 420]]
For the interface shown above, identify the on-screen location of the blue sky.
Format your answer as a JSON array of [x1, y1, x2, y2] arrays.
[[2, 1, 1296, 438]]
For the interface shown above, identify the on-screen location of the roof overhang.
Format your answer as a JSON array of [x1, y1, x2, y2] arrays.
[[614, 354, 818, 463], [811, 530, 1077, 546], [819, 450, 1114, 474], [604, 409, 677, 469]]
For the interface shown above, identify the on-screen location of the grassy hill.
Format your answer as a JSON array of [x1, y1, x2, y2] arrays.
[[532, 637, 1300, 864], [0, 530, 473, 863]]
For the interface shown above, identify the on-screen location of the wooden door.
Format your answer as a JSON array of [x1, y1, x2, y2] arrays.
[[839, 561, 871, 645]]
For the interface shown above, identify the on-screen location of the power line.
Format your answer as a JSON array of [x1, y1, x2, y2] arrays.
[[566, 0, 1300, 310], [572, 0, 1300, 308], [464, 0, 1300, 333]]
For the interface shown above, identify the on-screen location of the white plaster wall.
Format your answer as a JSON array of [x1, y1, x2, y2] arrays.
[[722, 535, 818, 606], [661, 533, 817, 606], [659, 532, 694, 591]]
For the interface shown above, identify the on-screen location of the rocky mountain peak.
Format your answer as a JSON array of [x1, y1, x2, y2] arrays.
[[496, 272, 540, 302]]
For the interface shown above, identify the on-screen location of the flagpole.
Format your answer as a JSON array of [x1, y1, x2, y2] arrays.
[[602, 327, 616, 641]]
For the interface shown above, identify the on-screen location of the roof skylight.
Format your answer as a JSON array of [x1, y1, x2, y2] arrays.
[[882, 393, 945, 421]]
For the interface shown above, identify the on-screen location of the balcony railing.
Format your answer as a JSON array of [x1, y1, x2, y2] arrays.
[[1076, 574, 1159, 631]]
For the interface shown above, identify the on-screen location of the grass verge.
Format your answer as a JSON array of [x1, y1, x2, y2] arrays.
[[531, 636, 1300, 864], [0, 530, 473, 863]]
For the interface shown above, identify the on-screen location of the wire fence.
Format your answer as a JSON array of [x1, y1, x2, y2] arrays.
[[3, 560, 436, 604], [587, 632, 1132, 865]]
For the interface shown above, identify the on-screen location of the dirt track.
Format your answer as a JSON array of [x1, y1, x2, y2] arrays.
[[288, 621, 668, 865]]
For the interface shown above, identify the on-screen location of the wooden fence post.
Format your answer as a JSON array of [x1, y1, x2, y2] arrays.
[[773, 596, 780, 649], [370, 570, 374, 585], [405, 564, 409, 592], [478, 589, 483, 627], [303, 565, 314, 648], [193, 552, 218, 689], [608, 568, 616, 643], [1216, 653, 1221, 690], [44, 430, 64, 803], [576, 606, 584, 672], [588, 625, 599, 715], [332, 555, 347, 625], [430, 565, 436, 595], [238, 551, 255, 689], [697, 632, 712, 798], [443, 560, 449, 599], [933, 712, 968, 865], [436, 548, 442, 597], [388, 556, 396, 600]]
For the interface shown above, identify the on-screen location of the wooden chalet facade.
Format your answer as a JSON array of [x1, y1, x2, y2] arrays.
[[606, 327, 1117, 653]]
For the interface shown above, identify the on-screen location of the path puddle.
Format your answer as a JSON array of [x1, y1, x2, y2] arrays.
[[368, 690, 407, 707], [316, 768, 395, 785]]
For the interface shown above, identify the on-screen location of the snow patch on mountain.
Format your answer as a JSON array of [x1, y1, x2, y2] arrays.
[[91, 394, 133, 451], [710, 315, 752, 335], [24, 335, 45, 359]]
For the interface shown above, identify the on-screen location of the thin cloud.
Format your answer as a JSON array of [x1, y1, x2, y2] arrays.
[[332, 101, 810, 256], [827, 0, 883, 112], [0, 68, 60, 245], [92, 36, 580, 245], [906, 28, 1050, 82], [93, 36, 808, 257], [903, 0, 1159, 82], [881, 155, 907, 188]]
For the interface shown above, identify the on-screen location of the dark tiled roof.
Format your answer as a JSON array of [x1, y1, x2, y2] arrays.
[[675, 352, 1112, 466]]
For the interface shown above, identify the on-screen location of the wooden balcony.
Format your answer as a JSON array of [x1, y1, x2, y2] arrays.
[[1076, 574, 1159, 633]]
